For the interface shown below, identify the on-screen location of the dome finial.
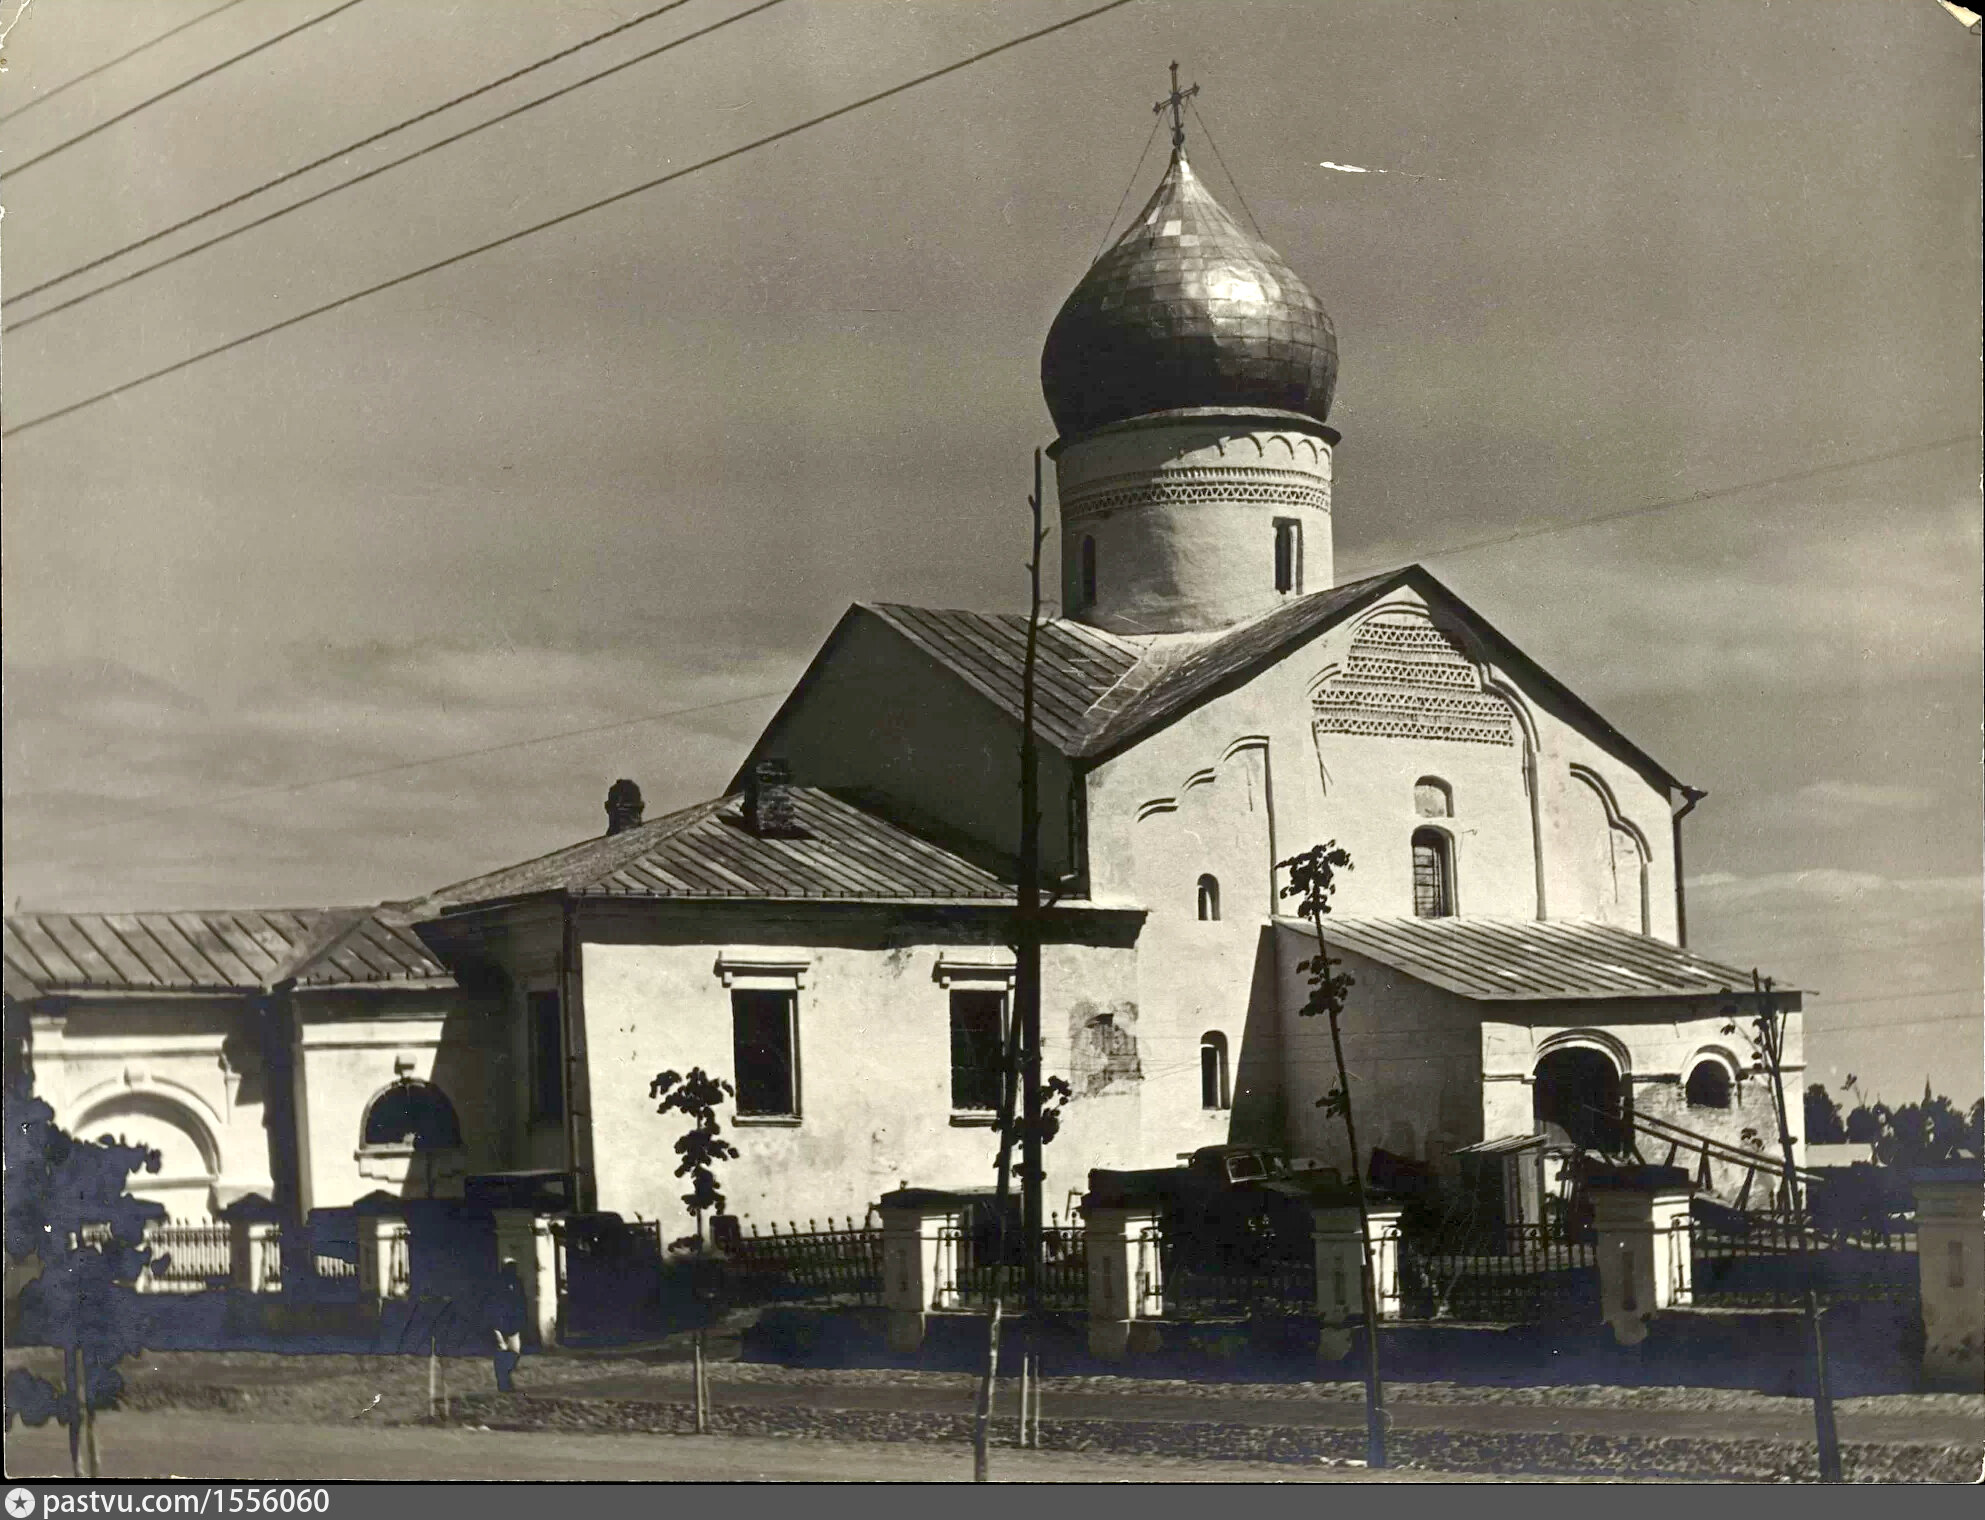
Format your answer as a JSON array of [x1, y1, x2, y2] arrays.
[[1153, 60, 1199, 153]]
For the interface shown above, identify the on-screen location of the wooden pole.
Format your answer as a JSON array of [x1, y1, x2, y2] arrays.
[[972, 1298, 1002, 1481], [428, 1334, 440, 1422], [1755, 972, 1841, 1483], [1309, 909, 1388, 1469], [1018, 446, 1046, 1316], [693, 1329, 708, 1434]]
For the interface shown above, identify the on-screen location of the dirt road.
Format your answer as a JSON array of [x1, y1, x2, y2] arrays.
[[4, 1411, 1528, 1483]]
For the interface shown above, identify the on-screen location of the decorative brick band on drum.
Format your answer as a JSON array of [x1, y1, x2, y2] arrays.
[[1313, 611, 1517, 746], [1062, 466, 1331, 524]]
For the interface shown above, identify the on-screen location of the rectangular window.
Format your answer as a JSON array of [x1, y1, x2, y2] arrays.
[[732, 988, 799, 1118], [1273, 519, 1302, 594], [529, 990, 564, 1122], [950, 989, 1007, 1112]]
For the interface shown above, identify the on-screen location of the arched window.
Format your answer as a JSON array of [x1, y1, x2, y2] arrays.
[[1411, 829, 1453, 918], [1200, 1032, 1230, 1111], [361, 1080, 462, 1150], [1685, 1059, 1733, 1110], [1196, 873, 1221, 922], [1079, 536, 1098, 606], [1413, 777, 1453, 818]]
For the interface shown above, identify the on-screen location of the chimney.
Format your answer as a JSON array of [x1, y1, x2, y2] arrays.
[[744, 759, 802, 837], [604, 779, 645, 836]]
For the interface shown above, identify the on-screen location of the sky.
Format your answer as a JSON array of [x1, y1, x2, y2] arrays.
[[1, 0, 1979, 1108]]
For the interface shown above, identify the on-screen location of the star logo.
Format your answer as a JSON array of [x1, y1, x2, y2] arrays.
[[7, 1487, 37, 1519]]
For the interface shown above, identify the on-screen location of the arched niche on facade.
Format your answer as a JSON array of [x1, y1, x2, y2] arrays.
[[70, 1089, 222, 1208], [1565, 767, 1651, 933]]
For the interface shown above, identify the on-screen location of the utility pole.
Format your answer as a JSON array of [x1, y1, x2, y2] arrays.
[[1752, 971, 1842, 1483], [1017, 446, 1047, 1316]]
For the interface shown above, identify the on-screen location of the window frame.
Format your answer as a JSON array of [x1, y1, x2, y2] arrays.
[[1411, 827, 1456, 919], [947, 987, 1009, 1118], [1684, 1058, 1734, 1110], [936, 958, 1017, 1127], [729, 986, 801, 1122], [1413, 776, 1454, 819]]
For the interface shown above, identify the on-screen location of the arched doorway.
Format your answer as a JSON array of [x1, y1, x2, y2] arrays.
[[1532, 1047, 1627, 1153]]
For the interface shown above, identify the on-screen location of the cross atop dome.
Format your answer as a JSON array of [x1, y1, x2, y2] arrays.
[[1153, 61, 1199, 152]]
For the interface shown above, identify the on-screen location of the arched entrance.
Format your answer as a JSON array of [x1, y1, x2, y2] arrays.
[[1532, 1046, 1628, 1153]]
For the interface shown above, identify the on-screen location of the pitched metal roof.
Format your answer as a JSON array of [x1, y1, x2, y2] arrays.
[[426, 786, 1019, 910], [2, 907, 450, 996], [1289, 916, 1796, 1002]]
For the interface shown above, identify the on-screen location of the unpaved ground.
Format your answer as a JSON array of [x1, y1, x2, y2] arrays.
[[4, 1409, 1543, 1482]]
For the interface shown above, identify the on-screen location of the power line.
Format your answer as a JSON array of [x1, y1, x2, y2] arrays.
[[2, 0, 1141, 438], [10, 689, 791, 849], [7, 0, 707, 312], [0, 0, 250, 125], [2, 0, 369, 179], [1343, 434, 1978, 576], [1806, 1011, 1980, 1034], [1091, 114, 1161, 264], [1810, 984, 1982, 1012]]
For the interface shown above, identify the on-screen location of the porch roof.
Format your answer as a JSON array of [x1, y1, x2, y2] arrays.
[[1277, 916, 1801, 1005]]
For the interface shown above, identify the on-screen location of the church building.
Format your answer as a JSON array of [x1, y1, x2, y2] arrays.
[[5, 116, 1801, 1244]]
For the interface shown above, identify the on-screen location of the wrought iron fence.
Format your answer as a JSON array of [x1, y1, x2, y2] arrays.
[[935, 1215, 1089, 1313], [386, 1224, 413, 1297], [1392, 1223, 1598, 1322], [1683, 1211, 1918, 1307], [1157, 1217, 1315, 1320], [722, 1218, 883, 1306]]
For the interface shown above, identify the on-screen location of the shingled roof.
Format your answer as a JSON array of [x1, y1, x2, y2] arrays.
[[1292, 917, 1798, 1003], [425, 786, 1020, 911], [748, 567, 1681, 786], [2, 906, 450, 996]]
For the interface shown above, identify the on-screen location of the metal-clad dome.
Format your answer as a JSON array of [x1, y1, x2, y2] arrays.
[[1041, 151, 1337, 438]]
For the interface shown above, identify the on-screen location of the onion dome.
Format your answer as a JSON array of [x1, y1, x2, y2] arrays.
[[1041, 151, 1337, 438]]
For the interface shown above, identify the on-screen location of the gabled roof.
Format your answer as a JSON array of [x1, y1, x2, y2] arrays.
[[425, 786, 1022, 912], [754, 568, 1682, 788], [2, 907, 450, 997], [1287, 916, 1797, 1003]]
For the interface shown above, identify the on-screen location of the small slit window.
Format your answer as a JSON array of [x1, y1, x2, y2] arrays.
[[1200, 1032, 1230, 1111], [1273, 519, 1302, 594], [1079, 536, 1098, 607], [528, 990, 564, 1122], [1685, 1060, 1732, 1110], [1196, 873, 1221, 922], [1413, 777, 1453, 818], [949, 989, 1006, 1113], [1411, 829, 1453, 919]]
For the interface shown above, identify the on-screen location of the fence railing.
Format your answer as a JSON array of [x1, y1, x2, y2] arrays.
[[1392, 1224, 1599, 1322], [943, 1219, 1088, 1312], [78, 1221, 233, 1293], [721, 1218, 883, 1306], [1681, 1212, 1918, 1307], [1156, 1218, 1314, 1320]]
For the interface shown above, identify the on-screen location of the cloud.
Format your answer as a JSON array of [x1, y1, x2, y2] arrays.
[[1787, 781, 1939, 818]]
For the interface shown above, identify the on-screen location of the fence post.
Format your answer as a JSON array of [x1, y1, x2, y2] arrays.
[[493, 1209, 560, 1349], [1911, 1162, 1984, 1390], [1081, 1203, 1163, 1362], [877, 1189, 965, 1354], [356, 1213, 404, 1302], [1589, 1166, 1694, 1345]]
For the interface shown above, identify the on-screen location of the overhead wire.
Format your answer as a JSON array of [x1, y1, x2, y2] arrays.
[[2, 0, 1143, 438], [1186, 97, 1265, 243], [0, 0, 250, 125], [1090, 114, 1161, 265], [6, 0, 707, 311], [1, 0, 369, 178], [10, 689, 791, 848]]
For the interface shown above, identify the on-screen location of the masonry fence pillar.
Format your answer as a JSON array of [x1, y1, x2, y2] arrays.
[[877, 1190, 967, 1355], [493, 1209, 560, 1349], [229, 1218, 281, 1294], [1911, 1163, 1984, 1390], [1588, 1167, 1695, 1346], [1311, 1202, 1404, 1323], [355, 1213, 403, 1302], [1081, 1203, 1164, 1362]]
